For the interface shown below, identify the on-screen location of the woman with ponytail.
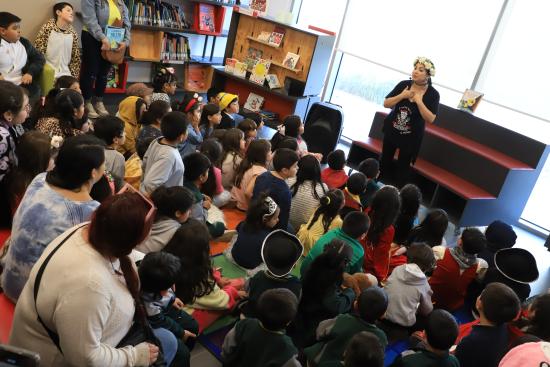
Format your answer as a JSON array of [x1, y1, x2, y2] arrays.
[[9, 191, 178, 366], [297, 189, 345, 255]]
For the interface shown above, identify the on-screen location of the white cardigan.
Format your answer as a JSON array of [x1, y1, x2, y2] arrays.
[[9, 225, 150, 367]]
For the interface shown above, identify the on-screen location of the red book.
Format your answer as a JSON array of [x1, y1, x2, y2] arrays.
[[198, 4, 216, 33]]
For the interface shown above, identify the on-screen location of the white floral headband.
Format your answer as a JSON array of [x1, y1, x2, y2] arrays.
[[263, 196, 278, 220], [414, 56, 436, 77]]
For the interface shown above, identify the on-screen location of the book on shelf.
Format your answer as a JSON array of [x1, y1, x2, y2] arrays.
[[257, 31, 271, 42], [225, 58, 238, 74], [106, 64, 122, 89], [282, 52, 300, 69], [125, 0, 189, 29], [266, 74, 281, 89], [105, 26, 125, 49], [244, 93, 265, 112], [245, 47, 263, 70], [458, 89, 484, 113], [268, 26, 285, 47], [249, 58, 271, 85], [198, 4, 216, 33], [249, 0, 268, 13], [233, 61, 248, 78], [161, 33, 190, 62]]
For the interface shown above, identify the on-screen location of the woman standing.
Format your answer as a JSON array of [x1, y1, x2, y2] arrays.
[[380, 57, 439, 186], [80, 0, 131, 118]]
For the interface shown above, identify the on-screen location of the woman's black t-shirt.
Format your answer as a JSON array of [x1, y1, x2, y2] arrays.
[[383, 80, 440, 154]]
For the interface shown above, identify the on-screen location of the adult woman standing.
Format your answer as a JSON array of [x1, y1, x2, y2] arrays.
[[80, 0, 131, 118], [9, 193, 169, 366], [380, 57, 440, 186], [1, 135, 104, 302]]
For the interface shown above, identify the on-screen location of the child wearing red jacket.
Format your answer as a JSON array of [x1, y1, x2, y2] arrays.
[[321, 149, 348, 189], [362, 186, 400, 283]]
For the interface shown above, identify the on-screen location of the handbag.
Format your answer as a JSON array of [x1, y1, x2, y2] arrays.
[[33, 224, 166, 366], [101, 18, 126, 65]]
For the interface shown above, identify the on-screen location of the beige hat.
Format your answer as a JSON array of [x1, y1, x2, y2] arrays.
[[126, 83, 154, 98]]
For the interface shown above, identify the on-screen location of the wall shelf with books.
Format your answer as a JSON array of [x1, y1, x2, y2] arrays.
[[193, 2, 227, 36], [245, 36, 281, 49], [189, 0, 237, 8], [270, 61, 301, 74]]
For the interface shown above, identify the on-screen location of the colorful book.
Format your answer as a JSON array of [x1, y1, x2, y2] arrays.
[[244, 47, 263, 70], [225, 58, 238, 74], [257, 31, 271, 42], [249, 58, 271, 85], [234, 61, 248, 78], [266, 74, 281, 89], [458, 89, 484, 113], [199, 4, 216, 32], [282, 52, 300, 69], [249, 0, 268, 13], [244, 93, 265, 112], [268, 26, 285, 47], [105, 26, 125, 49]]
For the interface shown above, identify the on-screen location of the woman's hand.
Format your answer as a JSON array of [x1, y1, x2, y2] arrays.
[[172, 297, 185, 310], [116, 42, 127, 52], [182, 330, 197, 342], [147, 343, 159, 365], [101, 38, 111, 51], [400, 87, 415, 101], [412, 92, 423, 105]]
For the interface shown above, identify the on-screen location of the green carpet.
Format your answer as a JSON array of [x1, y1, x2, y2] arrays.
[[211, 254, 303, 279]]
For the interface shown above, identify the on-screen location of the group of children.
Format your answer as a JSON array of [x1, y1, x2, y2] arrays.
[[0, 6, 548, 367]]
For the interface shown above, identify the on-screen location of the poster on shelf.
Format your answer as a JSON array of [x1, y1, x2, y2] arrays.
[[199, 4, 216, 32], [244, 93, 265, 112], [282, 52, 300, 69]]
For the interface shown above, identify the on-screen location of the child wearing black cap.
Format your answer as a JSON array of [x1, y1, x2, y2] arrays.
[[222, 288, 300, 367], [305, 287, 388, 366], [391, 309, 459, 367], [243, 229, 303, 318]]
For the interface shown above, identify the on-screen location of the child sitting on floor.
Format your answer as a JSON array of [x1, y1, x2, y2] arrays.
[[226, 194, 280, 275], [237, 118, 258, 150], [182, 152, 227, 239], [117, 95, 148, 157], [391, 309, 459, 367], [305, 287, 388, 366], [340, 332, 385, 367], [243, 229, 303, 318], [200, 138, 232, 208], [139, 252, 199, 367], [136, 100, 171, 156], [164, 220, 245, 333], [199, 103, 222, 139], [393, 183, 422, 246], [93, 116, 126, 191], [340, 172, 368, 218], [407, 208, 449, 247], [222, 288, 300, 367], [455, 283, 521, 367], [357, 158, 381, 208], [178, 92, 203, 159], [221, 128, 245, 190], [140, 112, 188, 195], [136, 186, 194, 253], [321, 149, 349, 190], [429, 227, 488, 311], [217, 92, 239, 129], [297, 189, 345, 255], [151, 66, 177, 104]]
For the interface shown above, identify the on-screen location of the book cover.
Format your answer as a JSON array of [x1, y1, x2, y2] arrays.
[[225, 58, 238, 74], [244, 92, 265, 112], [245, 47, 263, 70], [105, 26, 125, 49], [458, 89, 484, 113], [282, 52, 300, 69], [249, 0, 268, 13], [266, 74, 281, 89], [268, 26, 285, 47], [199, 4, 216, 32], [234, 61, 248, 78], [257, 31, 271, 42], [249, 58, 271, 85]]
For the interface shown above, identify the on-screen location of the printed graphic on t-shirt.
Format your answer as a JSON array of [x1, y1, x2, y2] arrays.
[[393, 106, 412, 134]]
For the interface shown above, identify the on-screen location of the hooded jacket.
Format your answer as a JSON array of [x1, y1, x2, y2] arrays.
[[384, 263, 433, 327], [117, 96, 143, 155]]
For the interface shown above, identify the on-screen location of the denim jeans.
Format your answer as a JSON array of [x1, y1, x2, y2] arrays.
[[152, 327, 177, 365]]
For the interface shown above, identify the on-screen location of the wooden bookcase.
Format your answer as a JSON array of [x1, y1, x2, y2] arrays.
[[210, 7, 336, 122]]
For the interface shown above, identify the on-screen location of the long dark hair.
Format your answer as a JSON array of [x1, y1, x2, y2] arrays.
[[163, 219, 215, 303], [234, 139, 270, 187], [393, 184, 422, 245], [46, 135, 105, 190], [54, 88, 84, 136], [307, 189, 345, 234], [282, 115, 302, 138], [88, 193, 152, 325], [30, 88, 60, 126], [407, 208, 449, 247], [221, 128, 244, 171], [291, 155, 326, 199], [139, 100, 170, 126], [366, 185, 400, 244], [199, 103, 221, 139], [199, 139, 223, 198]]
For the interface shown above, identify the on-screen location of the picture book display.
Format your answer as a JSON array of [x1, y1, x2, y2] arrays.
[[233, 61, 248, 78], [225, 58, 238, 74], [266, 74, 281, 89], [105, 26, 125, 49], [458, 89, 484, 113], [244, 93, 265, 112], [198, 4, 216, 32], [249, 59, 271, 85], [268, 26, 285, 47], [257, 31, 271, 42], [282, 52, 300, 69]]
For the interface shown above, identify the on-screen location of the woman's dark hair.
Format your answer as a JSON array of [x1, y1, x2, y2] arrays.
[[0, 80, 25, 119], [291, 155, 326, 200], [150, 186, 194, 220], [407, 208, 449, 247], [243, 193, 278, 232], [527, 294, 550, 341], [88, 193, 152, 325], [366, 185, 400, 244], [152, 67, 177, 92], [54, 75, 79, 89], [221, 128, 244, 171], [234, 139, 271, 187], [200, 139, 223, 197], [282, 115, 302, 138], [301, 239, 351, 307], [54, 88, 84, 136], [393, 184, 422, 245], [5, 131, 52, 208], [139, 100, 170, 126], [53, 2, 72, 20], [46, 134, 105, 190], [307, 189, 345, 234], [199, 103, 221, 139], [163, 219, 215, 303]]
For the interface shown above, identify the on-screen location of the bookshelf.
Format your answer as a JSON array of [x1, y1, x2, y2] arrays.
[[210, 7, 336, 122], [105, 62, 129, 94]]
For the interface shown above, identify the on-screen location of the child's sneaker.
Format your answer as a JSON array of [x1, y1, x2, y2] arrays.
[[85, 101, 99, 119], [94, 101, 109, 116]]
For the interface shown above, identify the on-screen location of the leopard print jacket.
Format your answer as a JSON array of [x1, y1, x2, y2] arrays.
[[34, 19, 81, 78]]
